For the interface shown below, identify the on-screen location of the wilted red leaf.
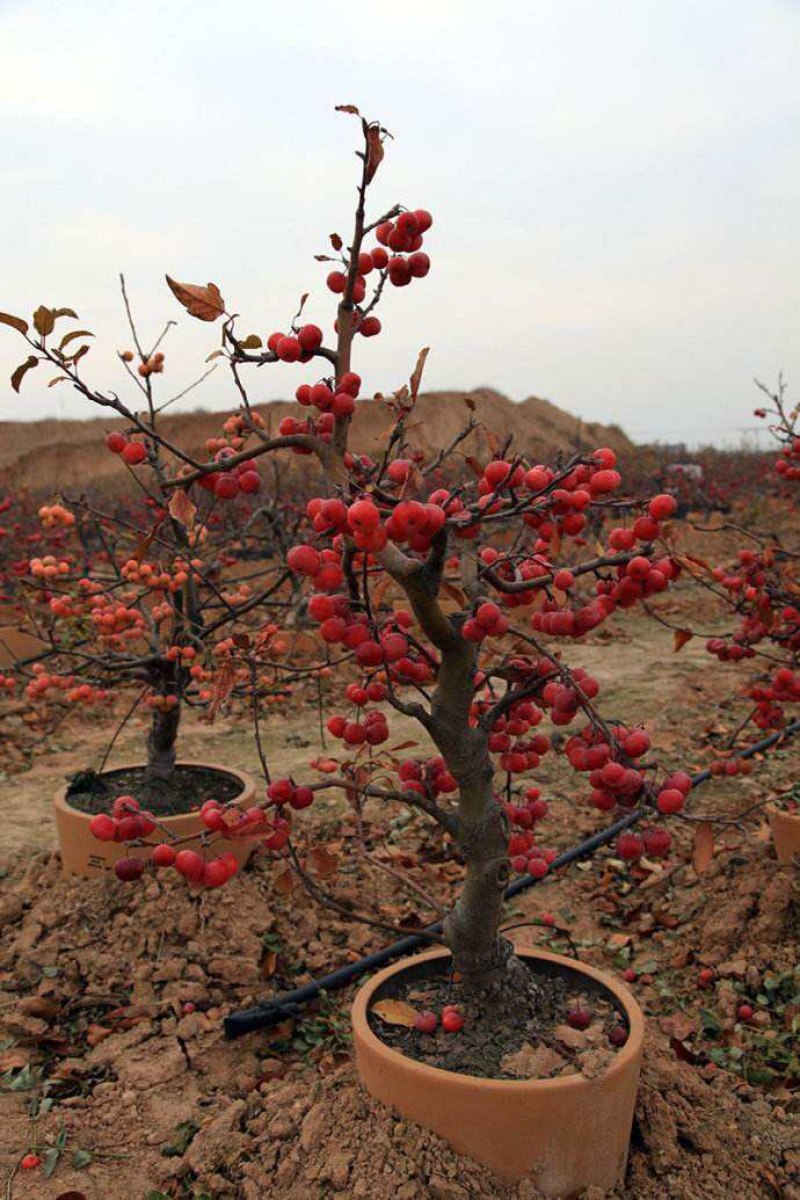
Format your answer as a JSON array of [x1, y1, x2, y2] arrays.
[[168, 488, 196, 530], [165, 276, 225, 321], [673, 629, 693, 652], [692, 821, 715, 875], [365, 125, 385, 183]]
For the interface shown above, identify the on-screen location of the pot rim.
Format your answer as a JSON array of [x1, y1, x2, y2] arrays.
[[352, 945, 645, 1093], [54, 759, 256, 823]]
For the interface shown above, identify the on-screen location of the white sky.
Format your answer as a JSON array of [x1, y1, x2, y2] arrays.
[[2, 0, 799, 445]]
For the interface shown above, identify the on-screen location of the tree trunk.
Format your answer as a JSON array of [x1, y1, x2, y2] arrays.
[[442, 774, 513, 992], [145, 701, 180, 784]]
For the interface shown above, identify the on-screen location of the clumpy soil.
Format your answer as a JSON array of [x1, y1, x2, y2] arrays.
[[368, 953, 625, 1080], [65, 763, 243, 816]]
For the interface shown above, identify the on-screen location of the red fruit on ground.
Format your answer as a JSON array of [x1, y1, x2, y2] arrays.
[[567, 1006, 593, 1030], [441, 1009, 464, 1033], [737, 1004, 754, 1021], [698, 967, 715, 988], [414, 1010, 437, 1034], [20, 1154, 41, 1171]]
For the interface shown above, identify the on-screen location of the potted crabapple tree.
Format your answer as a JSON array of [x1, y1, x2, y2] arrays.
[[0, 296, 306, 878], [16, 109, 693, 1194], [665, 375, 800, 864]]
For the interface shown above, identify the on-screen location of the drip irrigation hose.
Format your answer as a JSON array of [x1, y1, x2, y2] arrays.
[[223, 717, 800, 1039]]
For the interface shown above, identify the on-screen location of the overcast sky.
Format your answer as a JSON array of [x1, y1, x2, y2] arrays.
[[2, 0, 799, 445]]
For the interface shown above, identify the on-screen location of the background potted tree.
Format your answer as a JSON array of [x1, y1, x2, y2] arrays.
[[0, 292, 312, 876]]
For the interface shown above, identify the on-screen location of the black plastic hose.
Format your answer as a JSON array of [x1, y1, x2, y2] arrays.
[[223, 718, 800, 1039]]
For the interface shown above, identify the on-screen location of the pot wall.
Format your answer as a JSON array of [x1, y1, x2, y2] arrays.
[[769, 804, 800, 865], [53, 760, 257, 878], [352, 946, 644, 1196]]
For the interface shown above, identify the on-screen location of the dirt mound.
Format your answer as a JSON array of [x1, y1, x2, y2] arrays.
[[0, 849, 797, 1199], [0, 388, 632, 495]]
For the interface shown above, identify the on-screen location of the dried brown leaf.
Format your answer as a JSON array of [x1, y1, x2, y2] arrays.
[[673, 629, 693, 652], [33, 305, 55, 336], [310, 845, 339, 879], [365, 125, 385, 183], [409, 346, 429, 400], [168, 488, 196, 530], [0, 311, 29, 335], [692, 821, 715, 875], [165, 276, 225, 321], [11, 356, 38, 392], [335, 104, 360, 116], [372, 998, 418, 1027], [58, 329, 94, 352]]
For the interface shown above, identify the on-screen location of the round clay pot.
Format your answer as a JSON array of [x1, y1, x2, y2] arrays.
[[768, 804, 800, 865], [352, 946, 644, 1196], [53, 760, 257, 879]]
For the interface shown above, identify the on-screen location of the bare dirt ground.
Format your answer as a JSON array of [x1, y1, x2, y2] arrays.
[[0, 580, 798, 1198]]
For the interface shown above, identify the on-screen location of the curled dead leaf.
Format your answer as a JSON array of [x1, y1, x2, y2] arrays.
[[673, 629, 693, 652], [11, 356, 38, 392], [335, 104, 360, 116], [409, 346, 429, 400], [365, 125, 385, 183]]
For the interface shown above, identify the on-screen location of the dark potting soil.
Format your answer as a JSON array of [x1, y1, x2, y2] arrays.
[[65, 764, 243, 817], [367, 953, 628, 1081]]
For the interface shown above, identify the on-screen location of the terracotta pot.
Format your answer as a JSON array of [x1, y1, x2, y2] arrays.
[[352, 946, 644, 1196], [768, 804, 800, 865], [53, 760, 257, 879]]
